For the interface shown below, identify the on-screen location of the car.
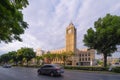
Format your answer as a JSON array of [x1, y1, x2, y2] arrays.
[[108, 63, 120, 71], [37, 64, 64, 76], [3, 64, 12, 68]]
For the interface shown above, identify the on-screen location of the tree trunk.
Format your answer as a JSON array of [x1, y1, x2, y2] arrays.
[[36, 59, 39, 65], [15, 61, 18, 66], [103, 53, 107, 67], [27, 60, 28, 67], [62, 57, 65, 66], [64, 60, 65, 66]]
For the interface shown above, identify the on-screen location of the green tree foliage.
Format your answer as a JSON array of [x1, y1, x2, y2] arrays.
[[61, 51, 74, 66], [42, 51, 74, 65], [8, 51, 18, 65], [17, 48, 24, 64], [83, 14, 120, 67], [0, 53, 10, 63], [17, 47, 35, 66], [35, 56, 43, 65], [0, 51, 17, 64], [43, 52, 56, 64], [0, 0, 29, 43], [97, 60, 103, 66], [0, 48, 35, 66]]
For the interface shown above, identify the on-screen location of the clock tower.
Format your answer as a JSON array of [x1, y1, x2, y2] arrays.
[[66, 23, 76, 53]]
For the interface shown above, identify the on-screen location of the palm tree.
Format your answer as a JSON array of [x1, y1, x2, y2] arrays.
[[36, 56, 43, 65], [43, 53, 57, 64], [61, 51, 74, 66]]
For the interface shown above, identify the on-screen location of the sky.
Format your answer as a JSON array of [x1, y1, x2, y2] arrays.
[[0, 0, 120, 58]]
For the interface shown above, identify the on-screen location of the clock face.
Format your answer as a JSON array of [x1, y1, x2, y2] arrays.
[[68, 29, 72, 34]]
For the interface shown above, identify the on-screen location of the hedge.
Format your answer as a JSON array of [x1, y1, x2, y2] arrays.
[[64, 66, 108, 71], [112, 67, 120, 73]]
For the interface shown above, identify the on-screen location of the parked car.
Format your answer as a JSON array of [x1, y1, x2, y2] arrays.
[[3, 64, 12, 68], [108, 63, 120, 71], [37, 64, 64, 76]]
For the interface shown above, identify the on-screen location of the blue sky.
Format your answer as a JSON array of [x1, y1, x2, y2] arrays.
[[0, 0, 120, 58]]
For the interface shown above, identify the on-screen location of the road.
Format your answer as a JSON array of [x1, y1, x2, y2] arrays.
[[0, 66, 120, 80]]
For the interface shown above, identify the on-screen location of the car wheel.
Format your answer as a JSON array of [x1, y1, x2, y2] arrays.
[[38, 70, 42, 75], [50, 72, 54, 77], [58, 74, 61, 76]]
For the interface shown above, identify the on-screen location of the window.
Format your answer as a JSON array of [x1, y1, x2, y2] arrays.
[[82, 54, 84, 56], [42, 65, 53, 68], [79, 54, 81, 57], [79, 58, 81, 61], [88, 58, 90, 61], [88, 53, 90, 56], [85, 58, 87, 61], [82, 58, 84, 61]]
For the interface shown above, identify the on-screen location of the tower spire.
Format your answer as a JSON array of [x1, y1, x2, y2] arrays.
[[69, 22, 74, 26]]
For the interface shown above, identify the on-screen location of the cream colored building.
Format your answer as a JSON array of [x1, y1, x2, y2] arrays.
[[107, 57, 119, 65], [36, 48, 45, 56], [50, 48, 66, 54], [36, 23, 95, 66], [77, 49, 95, 66]]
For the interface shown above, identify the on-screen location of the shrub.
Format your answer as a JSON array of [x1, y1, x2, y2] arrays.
[[64, 66, 108, 71], [112, 67, 120, 73]]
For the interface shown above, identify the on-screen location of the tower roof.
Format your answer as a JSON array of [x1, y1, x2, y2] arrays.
[[67, 22, 75, 29], [69, 22, 74, 26]]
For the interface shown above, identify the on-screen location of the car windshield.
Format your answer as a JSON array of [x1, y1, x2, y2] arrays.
[[52, 64, 63, 68]]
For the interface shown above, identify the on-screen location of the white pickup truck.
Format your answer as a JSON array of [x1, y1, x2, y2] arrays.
[[109, 63, 120, 71]]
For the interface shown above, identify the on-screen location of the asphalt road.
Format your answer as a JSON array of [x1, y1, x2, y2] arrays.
[[0, 66, 120, 80]]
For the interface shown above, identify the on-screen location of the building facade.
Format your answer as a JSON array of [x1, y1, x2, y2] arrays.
[[36, 23, 95, 66], [77, 49, 95, 66]]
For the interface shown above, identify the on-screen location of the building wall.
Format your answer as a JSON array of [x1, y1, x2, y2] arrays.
[[50, 48, 66, 54]]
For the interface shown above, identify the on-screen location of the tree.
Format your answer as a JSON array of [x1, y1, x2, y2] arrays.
[[0, 53, 10, 63], [61, 51, 74, 66], [17, 48, 24, 64], [17, 47, 35, 66], [0, 56, 2, 64], [0, 51, 17, 64], [43, 53, 56, 64], [8, 51, 18, 65], [0, 0, 29, 43], [83, 14, 120, 67], [55, 53, 63, 63], [35, 56, 43, 65], [97, 59, 103, 66]]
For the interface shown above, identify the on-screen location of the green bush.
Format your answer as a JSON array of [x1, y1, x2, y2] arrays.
[[64, 66, 108, 71], [112, 67, 120, 73]]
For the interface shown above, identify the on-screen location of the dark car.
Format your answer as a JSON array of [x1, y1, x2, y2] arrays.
[[3, 64, 12, 68], [37, 64, 64, 76]]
